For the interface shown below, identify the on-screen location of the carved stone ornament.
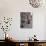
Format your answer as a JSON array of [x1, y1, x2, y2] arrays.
[[29, 0, 43, 8]]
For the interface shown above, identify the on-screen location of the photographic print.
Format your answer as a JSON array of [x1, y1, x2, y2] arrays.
[[20, 12, 32, 28]]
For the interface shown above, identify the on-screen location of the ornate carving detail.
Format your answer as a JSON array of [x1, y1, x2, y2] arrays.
[[29, 0, 43, 8]]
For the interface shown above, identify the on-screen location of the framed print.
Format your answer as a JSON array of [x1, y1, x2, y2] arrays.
[[20, 12, 32, 28]]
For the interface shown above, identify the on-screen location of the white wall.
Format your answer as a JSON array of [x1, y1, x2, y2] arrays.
[[0, 0, 46, 40]]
